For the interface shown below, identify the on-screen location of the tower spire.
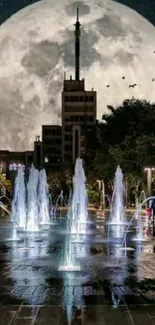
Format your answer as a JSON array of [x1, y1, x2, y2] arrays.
[[74, 7, 81, 80]]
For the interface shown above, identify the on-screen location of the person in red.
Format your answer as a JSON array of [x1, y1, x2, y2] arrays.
[[146, 227, 152, 236], [145, 205, 152, 237], [146, 206, 152, 220], [94, 202, 99, 209]]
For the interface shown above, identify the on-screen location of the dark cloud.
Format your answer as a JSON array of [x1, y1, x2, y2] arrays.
[[21, 40, 61, 77], [44, 79, 62, 117], [95, 14, 127, 38], [114, 49, 134, 65], [100, 55, 113, 67], [65, 2, 90, 16], [23, 94, 41, 118], [45, 97, 61, 118], [21, 27, 101, 77], [95, 13, 143, 45]]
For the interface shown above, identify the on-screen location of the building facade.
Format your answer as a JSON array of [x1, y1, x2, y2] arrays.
[[61, 8, 97, 166], [0, 149, 34, 186], [42, 125, 61, 172], [62, 79, 96, 166]]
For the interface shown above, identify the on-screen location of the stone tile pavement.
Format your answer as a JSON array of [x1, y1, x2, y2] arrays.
[[0, 284, 155, 324], [1, 303, 155, 325]]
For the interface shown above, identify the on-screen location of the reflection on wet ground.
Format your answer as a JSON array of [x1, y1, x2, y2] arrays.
[[0, 211, 155, 324]]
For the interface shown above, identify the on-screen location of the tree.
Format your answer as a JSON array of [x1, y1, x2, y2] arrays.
[[0, 173, 12, 195], [47, 169, 72, 203], [100, 99, 155, 147], [87, 99, 155, 194]]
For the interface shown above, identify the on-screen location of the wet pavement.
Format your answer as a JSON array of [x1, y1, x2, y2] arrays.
[[0, 212, 155, 324]]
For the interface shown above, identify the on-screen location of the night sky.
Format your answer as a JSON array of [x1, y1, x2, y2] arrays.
[[0, 0, 155, 26]]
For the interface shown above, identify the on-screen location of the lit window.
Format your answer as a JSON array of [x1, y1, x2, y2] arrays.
[[9, 164, 13, 171], [45, 157, 49, 163], [13, 163, 17, 171]]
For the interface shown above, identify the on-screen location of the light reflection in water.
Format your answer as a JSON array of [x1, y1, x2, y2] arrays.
[[0, 208, 153, 317]]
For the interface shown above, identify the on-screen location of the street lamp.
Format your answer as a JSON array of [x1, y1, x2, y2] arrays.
[[144, 167, 155, 196]]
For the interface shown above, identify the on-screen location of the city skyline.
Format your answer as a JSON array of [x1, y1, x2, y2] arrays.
[[0, 0, 155, 151], [0, 8, 97, 174]]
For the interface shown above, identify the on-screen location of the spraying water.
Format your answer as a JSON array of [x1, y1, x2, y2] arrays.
[[59, 158, 87, 271], [54, 190, 65, 219], [11, 167, 26, 229], [134, 200, 143, 240], [26, 165, 39, 232], [71, 158, 88, 235], [110, 165, 125, 225], [38, 169, 50, 225], [59, 206, 81, 271]]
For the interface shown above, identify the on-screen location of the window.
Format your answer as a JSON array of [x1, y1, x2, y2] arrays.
[[65, 116, 70, 122], [65, 134, 72, 141], [65, 126, 72, 132], [9, 163, 18, 171], [65, 144, 72, 151], [9, 164, 13, 171], [44, 156, 49, 163], [64, 154, 72, 161], [43, 128, 52, 136], [86, 116, 94, 122]]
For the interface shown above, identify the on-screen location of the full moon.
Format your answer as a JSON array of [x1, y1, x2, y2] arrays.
[[0, 0, 155, 150]]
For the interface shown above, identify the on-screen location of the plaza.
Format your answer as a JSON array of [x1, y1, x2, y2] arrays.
[[0, 208, 155, 325], [0, 3, 155, 325]]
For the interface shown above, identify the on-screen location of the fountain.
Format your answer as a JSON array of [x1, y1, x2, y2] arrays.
[[107, 165, 133, 245], [59, 158, 88, 271], [11, 166, 26, 229], [110, 165, 125, 225], [133, 200, 145, 241], [70, 158, 88, 235], [26, 165, 40, 232], [38, 169, 50, 225], [139, 190, 147, 205], [105, 194, 111, 207], [132, 195, 155, 241], [59, 205, 81, 271], [0, 195, 11, 207], [0, 201, 10, 215], [54, 190, 65, 219]]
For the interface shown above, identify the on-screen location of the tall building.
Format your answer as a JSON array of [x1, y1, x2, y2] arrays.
[[61, 8, 97, 167], [42, 125, 61, 172], [33, 135, 43, 170]]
